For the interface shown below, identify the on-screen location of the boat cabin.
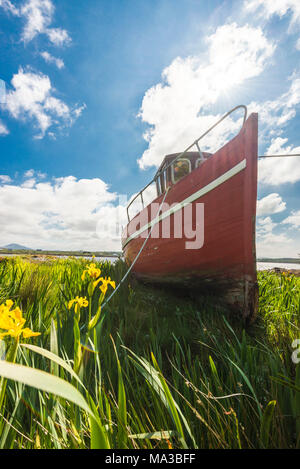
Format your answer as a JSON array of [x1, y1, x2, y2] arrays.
[[155, 151, 212, 196]]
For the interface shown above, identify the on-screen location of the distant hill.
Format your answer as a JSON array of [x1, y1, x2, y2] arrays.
[[258, 257, 300, 264], [1, 243, 31, 250]]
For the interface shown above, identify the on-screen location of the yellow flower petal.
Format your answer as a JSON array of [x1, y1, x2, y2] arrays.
[[81, 263, 101, 281], [0, 301, 41, 341], [5, 300, 13, 309], [22, 328, 41, 339], [93, 278, 102, 288], [68, 297, 89, 312]]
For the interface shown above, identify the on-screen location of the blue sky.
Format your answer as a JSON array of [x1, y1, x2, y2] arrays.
[[0, 0, 299, 255]]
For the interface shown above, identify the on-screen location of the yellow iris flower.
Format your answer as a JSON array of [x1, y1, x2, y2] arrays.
[[81, 263, 101, 281], [0, 300, 40, 340], [98, 277, 116, 295], [68, 296, 89, 313]]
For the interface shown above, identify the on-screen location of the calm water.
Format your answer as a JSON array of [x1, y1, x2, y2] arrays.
[[257, 262, 300, 271], [79, 256, 120, 263]]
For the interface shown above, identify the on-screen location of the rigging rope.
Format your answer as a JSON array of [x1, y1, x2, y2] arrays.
[[101, 187, 170, 309], [259, 154, 300, 158]]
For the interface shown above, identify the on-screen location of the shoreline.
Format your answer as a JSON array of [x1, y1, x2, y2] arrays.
[[0, 250, 122, 258]]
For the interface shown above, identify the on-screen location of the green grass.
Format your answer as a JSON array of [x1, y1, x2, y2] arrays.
[[0, 256, 299, 449]]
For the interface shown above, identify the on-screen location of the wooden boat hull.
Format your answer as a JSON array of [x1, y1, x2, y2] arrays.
[[122, 113, 258, 320]]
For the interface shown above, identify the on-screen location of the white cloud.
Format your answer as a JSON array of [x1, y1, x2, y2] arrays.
[[0, 119, 9, 135], [138, 23, 275, 169], [257, 216, 277, 234], [256, 231, 296, 257], [282, 210, 300, 228], [24, 169, 34, 178], [0, 0, 71, 46], [248, 77, 300, 133], [256, 213, 300, 257], [23, 169, 47, 186], [245, 0, 300, 48], [0, 0, 19, 15], [45, 27, 70, 46], [23, 169, 46, 180], [259, 137, 300, 185], [20, 0, 71, 46], [22, 178, 36, 188], [0, 175, 12, 184], [245, 0, 300, 25], [73, 103, 87, 119], [4, 67, 85, 138], [20, 0, 53, 42], [256, 195, 300, 256], [0, 174, 127, 251], [257, 193, 286, 216], [40, 51, 64, 69], [44, 96, 69, 117]]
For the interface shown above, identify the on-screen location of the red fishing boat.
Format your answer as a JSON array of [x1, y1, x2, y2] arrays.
[[122, 106, 258, 320]]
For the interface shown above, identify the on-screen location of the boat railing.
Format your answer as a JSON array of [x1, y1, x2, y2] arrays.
[[126, 105, 248, 222]]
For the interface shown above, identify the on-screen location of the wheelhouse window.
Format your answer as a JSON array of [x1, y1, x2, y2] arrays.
[[160, 169, 167, 193], [156, 177, 162, 196], [171, 158, 191, 184], [156, 166, 168, 196]]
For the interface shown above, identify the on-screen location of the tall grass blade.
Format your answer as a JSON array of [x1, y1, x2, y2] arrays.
[[20, 343, 85, 389], [88, 396, 111, 449], [260, 400, 276, 448], [127, 348, 197, 448], [0, 360, 92, 416]]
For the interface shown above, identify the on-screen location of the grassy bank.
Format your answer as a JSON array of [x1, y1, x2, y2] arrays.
[[0, 256, 299, 449]]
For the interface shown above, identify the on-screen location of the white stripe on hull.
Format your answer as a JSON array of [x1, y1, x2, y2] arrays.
[[123, 158, 247, 248]]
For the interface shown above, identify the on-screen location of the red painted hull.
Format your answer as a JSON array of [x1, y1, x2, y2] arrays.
[[122, 114, 258, 320]]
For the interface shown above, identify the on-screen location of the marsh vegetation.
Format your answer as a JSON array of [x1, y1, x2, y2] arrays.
[[0, 256, 299, 449]]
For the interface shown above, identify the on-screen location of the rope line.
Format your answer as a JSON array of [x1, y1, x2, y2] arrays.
[[259, 154, 300, 158], [101, 187, 170, 309]]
